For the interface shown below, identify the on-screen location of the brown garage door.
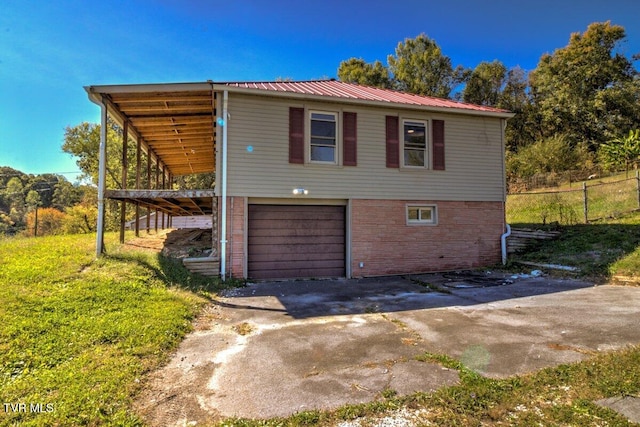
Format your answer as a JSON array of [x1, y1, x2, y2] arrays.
[[248, 204, 346, 280]]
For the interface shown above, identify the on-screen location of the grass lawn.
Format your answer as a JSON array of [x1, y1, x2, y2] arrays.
[[1, 220, 640, 426], [0, 232, 231, 426], [510, 210, 640, 280]]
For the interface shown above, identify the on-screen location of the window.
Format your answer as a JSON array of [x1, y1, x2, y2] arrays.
[[407, 205, 437, 225], [403, 120, 427, 167], [310, 111, 337, 163]]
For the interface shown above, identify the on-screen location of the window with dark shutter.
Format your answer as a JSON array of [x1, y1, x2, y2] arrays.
[[385, 116, 399, 168], [289, 107, 304, 164], [343, 112, 357, 166], [432, 119, 445, 170]]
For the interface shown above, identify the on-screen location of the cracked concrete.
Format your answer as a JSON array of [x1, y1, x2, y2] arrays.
[[135, 273, 640, 426]]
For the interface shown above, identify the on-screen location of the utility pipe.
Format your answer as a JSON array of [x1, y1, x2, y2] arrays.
[[220, 90, 229, 280], [96, 98, 108, 257], [501, 223, 511, 265]]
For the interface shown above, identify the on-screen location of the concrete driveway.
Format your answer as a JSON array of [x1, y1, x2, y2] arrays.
[[135, 272, 640, 425]]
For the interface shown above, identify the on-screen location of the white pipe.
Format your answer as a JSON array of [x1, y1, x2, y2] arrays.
[[501, 223, 511, 265], [220, 90, 229, 280], [96, 98, 108, 257]]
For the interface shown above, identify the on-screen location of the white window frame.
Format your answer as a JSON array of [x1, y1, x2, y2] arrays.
[[406, 205, 437, 225], [401, 119, 429, 169], [308, 110, 339, 165]]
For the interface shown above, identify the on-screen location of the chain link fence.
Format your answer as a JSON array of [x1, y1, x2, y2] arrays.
[[507, 175, 640, 225]]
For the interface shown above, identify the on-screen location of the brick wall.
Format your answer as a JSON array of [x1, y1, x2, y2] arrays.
[[350, 199, 504, 277]]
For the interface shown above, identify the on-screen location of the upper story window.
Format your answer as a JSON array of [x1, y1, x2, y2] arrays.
[[310, 111, 337, 163], [403, 120, 427, 167]]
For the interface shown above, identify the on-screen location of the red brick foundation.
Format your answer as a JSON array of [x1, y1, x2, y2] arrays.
[[350, 199, 504, 277], [226, 198, 504, 279]]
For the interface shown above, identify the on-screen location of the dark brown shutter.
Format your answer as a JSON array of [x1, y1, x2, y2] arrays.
[[289, 107, 304, 164], [432, 119, 445, 170], [385, 115, 399, 168], [343, 112, 357, 166]]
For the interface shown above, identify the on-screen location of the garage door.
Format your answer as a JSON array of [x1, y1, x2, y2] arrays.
[[248, 204, 346, 280]]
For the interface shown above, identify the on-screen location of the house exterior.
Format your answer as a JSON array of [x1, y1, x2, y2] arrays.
[[86, 80, 513, 280]]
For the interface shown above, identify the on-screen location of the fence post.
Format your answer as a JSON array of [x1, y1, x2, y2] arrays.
[[583, 182, 588, 224]]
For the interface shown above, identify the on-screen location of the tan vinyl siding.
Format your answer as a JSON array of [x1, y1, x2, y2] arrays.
[[226, 94, 505, 202]]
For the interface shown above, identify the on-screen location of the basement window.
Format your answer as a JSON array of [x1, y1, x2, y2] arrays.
[[407, 205, 437, 225]]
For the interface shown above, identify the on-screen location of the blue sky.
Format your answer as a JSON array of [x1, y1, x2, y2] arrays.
[[1, 0, 639, 180]]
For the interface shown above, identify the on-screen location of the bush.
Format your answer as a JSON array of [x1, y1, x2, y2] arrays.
[[24, 207, 66, 236]]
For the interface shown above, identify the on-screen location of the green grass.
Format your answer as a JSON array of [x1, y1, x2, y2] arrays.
[[0, 232, 233, 426], [507, 175, 640, 226], [509, 210, 640, 279], [3, 219, 640, 426]]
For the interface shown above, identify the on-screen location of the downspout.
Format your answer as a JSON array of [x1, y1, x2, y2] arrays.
[[220, 90, 229, 280], [96, 97, 108, 257], [500, 118, 510, 265], [501, 224, 511, 265]]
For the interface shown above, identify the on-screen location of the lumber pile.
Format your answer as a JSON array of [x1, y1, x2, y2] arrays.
[[182, 257, 220, 277], [507, 228, 561, 254]]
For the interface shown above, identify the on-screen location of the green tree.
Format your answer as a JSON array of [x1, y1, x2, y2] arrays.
[[463, 60, 507, 106], [599, 129, 640, 175], [387, 34, 468, 98], [507, 135, 592, 180], [337, 58, 392, 88], [5, 177, 26, 226], [500, 67, 540, 151], [52, 180, 83, 210], [25, 190, 42, 236], [529, 21, 638, 148], [62, 118, 130, 187]]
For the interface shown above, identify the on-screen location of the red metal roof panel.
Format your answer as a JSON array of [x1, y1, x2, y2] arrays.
[[223, 80, 510, 114]]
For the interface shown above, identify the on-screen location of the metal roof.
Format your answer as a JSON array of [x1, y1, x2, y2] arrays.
[[85, 80, 513, 179], [222, 80, 513, 116]]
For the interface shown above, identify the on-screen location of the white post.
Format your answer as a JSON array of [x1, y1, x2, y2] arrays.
[[96, 98, 108, 256], [220, 90, 229, 280]]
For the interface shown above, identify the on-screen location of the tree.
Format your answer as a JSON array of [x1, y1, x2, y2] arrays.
[[599, 129, 640, 175], [337, 58, 392, 88], [507, 134, 592, 180], [463, 60, 507, 106], [52, 180, 83, 210], [25, 190, 42, 236], [62, 118, 130, 187], [387, 34, 468, 98], [25, 208, 65, 237], [529, 21, 639, 148], [5, 177, 26, 226]]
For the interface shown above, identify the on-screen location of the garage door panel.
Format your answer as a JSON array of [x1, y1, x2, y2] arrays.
[[249, 259, 344, 271], [253, 266, 346, 280], [249, 219, 344, 231], [248, 245, 345, 261], [250, 211, 344, 221], [248, 204, 346, 280], [249, 235, 344, 246]]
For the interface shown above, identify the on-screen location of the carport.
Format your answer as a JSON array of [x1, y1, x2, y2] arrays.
[[85, 83, 227, 275]]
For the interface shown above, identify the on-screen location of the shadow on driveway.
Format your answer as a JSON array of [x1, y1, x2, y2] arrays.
[[220, 271, 595, 319]]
